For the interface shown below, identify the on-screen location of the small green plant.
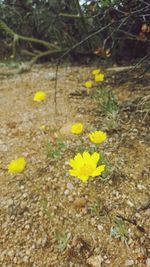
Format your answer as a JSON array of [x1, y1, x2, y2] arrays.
[[99, 156, 112, 180], [56, 138, 67, 149], [88, 202, 99, 216], [93, 87, 118, 116], [45, 138, 67, 158], [104, 112, 119, 131], [45, 142, 60, 158], [55, 230, 71, 251], [110, 216, 128, 243], [40, 198, 52, 219]]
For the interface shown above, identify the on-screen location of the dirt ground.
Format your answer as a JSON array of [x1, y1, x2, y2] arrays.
[[0, 63, 150, 267]]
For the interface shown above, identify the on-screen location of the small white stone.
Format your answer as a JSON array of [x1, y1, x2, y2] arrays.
[[31, 244, 36, 249], [125, 259, 134, 266], [87, 255, 103, 267], [97, 225, 103, 231], [67, 182, 74, 190], [137, 184, 146, 190], [68, 196, 74, 202], [126, 200, 134, 207], [25, 224, 30, 230], [146, 258, 150, 267], [23, 255, 29, 263], [42, 234, 48, 247], [105, 259, 110, 264], [20, 185, 25, 190], [39, 211, 43, 217], [90, 218, 96, 226], [7, 250, 14, 257], [25, 249, 31, 256], [13, 257, 18, 263], [22, 193, 28, 199], [64, 189, 69, 195]]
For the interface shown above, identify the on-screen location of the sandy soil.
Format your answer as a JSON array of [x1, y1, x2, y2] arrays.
[[0, 64, 150, 267]]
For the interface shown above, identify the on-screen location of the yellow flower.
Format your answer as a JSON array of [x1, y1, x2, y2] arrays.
[[92, 69, 100, 75], [95, 73, 105, 82], [71, 123, 84, 134], [89, 130, 107, 144], [33, 91, 46, 102], [7, 157, 26, 173], [84, 80, 93, 89], [69, 151, 105, 182], [39, 125, 46, 130]]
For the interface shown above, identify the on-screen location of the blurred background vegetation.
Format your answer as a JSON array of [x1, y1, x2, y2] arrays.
[[0, 0, 150, 64]]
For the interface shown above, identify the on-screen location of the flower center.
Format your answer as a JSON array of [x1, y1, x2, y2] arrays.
[[79, 163, 94, 177]]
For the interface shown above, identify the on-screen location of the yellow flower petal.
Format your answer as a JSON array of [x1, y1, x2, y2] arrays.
[[69, 154, 83, 169], [33, 91, 46, 102], [89, 130, 107, 144], [39, 125, 46, 130], [69, 169, 78, 176], [68, 151, 105, 182], [69, 159, 76, 168], [74, 153, 83, 163], [92, 69, 100, 75], [82, 151, 91, 162], [95, 73, 105, 82], [71, 123, 84, 134], [7, 157, 26, 173], [77, 175, 89, 183], [84, 80, 93, 89], [91, 152, 100, 165], [92, 165, 105, 177]]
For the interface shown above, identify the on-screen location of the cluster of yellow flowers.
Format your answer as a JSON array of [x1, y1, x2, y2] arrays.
[[67, 67, 107, 183], [7, 71, 106, 181], [84, 68, 105, 91], [7, 90, 46, 173], [69, 122, 107, 183]]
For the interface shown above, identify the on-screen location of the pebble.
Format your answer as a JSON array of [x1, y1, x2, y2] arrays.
[[105, 259, 110, 264], [22, 193, 28, 199], [7, 250, 14, 257], [20, 185, 25, 190], [87, 255, 103, 267], [13, 257, 18, 263], [25, 224, 30, 230], [67, 182, 74, 190], [97, 224, 103, 231], [146, 258, 150, 267], [25, 249, 31, 256], [10, 215, 15, 221], [23, 255, 29, 263], [126, 200, 134, 207], [39, 211, 43, 217], [125, 259, 134, 266], [90, 217, 96, 226], [7, 198, 14, 207], [137, 184, 146, 190], [73, 198, 86, 209], [64, 189, 69, 195], [41, 234, 48, 247]]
